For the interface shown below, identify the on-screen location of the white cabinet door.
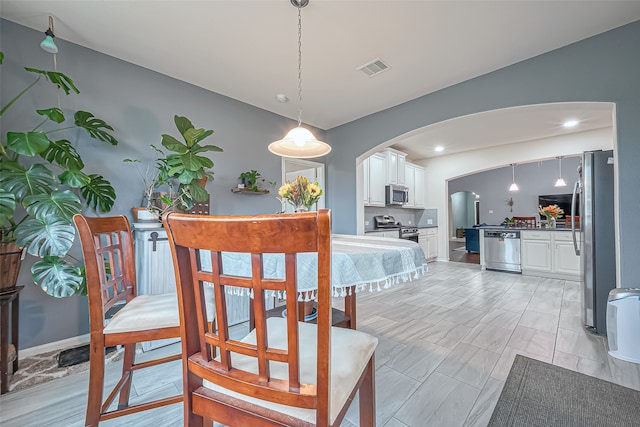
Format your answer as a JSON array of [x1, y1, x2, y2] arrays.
[[427, 234, 438, 261], [418, 230, 428, 257], [367, 230, 399, 239], [554, 241, 581, 276], [404, 163, 415, 208], [414, 166, 425, 208], [385, 151, 398, 184], [368, 153, 386, 206], [397, 154, 406, 185], [363, 156, 370, 205], [521, 239, 552, 272]]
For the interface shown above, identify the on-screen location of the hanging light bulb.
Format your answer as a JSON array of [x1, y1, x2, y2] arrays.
[[509, 163, 519, 192], [40, 16, 59, 54], [554, 156, 567, 187], [268, 0, 331, 159]]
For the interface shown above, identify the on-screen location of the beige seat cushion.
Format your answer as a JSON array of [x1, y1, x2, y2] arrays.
[[203, 317, 378, 425], [104, 287, 215, 334]]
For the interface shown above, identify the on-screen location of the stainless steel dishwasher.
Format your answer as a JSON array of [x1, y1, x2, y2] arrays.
[[484, 230, 521, 272]]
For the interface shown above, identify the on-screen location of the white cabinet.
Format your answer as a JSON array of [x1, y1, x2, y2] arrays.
[[414, 165, 425, 208], [383, 149, 406, 185], [363, 153, 386, 207], [553, 233, 581, 276], [418, 228, 438, 262], [520, 230, 580, 280], [403, 162, 425, 209], [404, 163, 415, 208]]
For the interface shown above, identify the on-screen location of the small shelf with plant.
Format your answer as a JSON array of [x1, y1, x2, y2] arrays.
[[232, 169, 275, 195]]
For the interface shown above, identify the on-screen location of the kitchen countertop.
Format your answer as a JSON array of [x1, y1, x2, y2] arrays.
[[477, 226, 573, 232], [364, 225, 437, 233]]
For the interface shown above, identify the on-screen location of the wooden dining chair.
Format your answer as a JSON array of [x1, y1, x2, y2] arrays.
[[74, 215, 184, 426], [513, 216, 537, 228], [566, 215, 580, 228], [162, 209, 378, 427]]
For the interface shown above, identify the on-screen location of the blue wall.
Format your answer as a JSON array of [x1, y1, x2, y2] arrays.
[[325, 20, 640, 283]]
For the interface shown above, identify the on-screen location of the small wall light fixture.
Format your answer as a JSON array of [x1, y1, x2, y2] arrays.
[[509, 163, 519, 192], [554, 156, 567, 187], [40, 16, 58, 54]]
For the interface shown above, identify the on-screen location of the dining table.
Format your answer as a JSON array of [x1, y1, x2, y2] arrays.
[[211, 233, 428, 329]]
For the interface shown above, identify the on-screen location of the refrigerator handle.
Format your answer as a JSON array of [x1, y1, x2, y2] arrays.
[[572, 181, 580, 256]]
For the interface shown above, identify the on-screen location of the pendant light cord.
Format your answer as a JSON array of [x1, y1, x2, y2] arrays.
[[296, 5, 303, 127]]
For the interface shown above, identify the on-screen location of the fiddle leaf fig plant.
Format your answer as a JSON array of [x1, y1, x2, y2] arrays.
[[0, 52, 119, 297], [155, 115, 223, 211]]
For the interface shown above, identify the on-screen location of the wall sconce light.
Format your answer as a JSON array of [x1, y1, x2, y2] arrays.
[[509, 163, 519, 192], [554, 156, 567, 187], [40, 16, 58, 54]]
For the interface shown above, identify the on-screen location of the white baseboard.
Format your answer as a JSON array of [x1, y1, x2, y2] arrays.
[[20, 334, 90, 360]]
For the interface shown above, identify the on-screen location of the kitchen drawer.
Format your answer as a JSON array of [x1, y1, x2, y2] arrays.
[[521, 231, 550, 241], [425, 227, 437, 236], [553, 231, 580, 241]]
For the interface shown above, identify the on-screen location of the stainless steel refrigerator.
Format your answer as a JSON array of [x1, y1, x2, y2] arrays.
[[572, 149, 616, 335]]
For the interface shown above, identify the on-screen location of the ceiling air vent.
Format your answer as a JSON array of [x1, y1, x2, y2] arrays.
[[356, 58, 390, 77]]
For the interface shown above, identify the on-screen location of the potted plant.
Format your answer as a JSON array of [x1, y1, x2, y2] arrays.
[[154, 115, 223, 212], [238, 169, 275, 193], [0, 52, 119, 296]]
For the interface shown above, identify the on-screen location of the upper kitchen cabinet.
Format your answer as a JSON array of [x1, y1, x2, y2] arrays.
[[382, 149, 406, 185], [403, 162, 425, 209], [363, 153, 386, 207]]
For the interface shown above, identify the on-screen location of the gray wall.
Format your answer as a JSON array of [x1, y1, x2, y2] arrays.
[[1, 19, 325, 348], [325, 20, 640, 285], [449, 157, 581, 225]]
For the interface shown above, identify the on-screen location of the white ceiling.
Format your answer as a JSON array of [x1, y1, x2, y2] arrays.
[[1, 1, 636, 157]]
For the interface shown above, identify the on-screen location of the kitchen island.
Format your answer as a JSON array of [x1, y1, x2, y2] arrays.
[[478, 226, 582, 280]]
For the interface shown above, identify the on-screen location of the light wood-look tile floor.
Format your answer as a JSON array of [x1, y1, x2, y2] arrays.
[[2, 262, 639, 426]]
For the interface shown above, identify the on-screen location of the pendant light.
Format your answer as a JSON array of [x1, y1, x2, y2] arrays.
[[268, 0, 331, 158], [509, 163, 519, 192], [554, 156, 567, 187], [40, 16, 59, 54]]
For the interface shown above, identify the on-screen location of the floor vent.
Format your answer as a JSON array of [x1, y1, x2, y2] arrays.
[[356, 58, 390, 77]]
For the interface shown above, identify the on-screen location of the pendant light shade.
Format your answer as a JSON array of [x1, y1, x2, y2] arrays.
[[268, 126, 331, 158], [509, 163, 519, 192], [269, 0, 331, 158], [40, 16, 58, 54], [554, 156, 567, 187]]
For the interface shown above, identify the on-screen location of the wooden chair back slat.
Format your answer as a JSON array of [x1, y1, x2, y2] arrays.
[[163, 210, 331, 411], [75, 215, 137, 331]]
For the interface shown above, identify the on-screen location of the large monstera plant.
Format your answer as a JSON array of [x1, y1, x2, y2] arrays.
[[0, 52, 119, 297]]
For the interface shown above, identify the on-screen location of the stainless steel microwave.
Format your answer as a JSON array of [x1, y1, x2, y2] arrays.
[[385, 184, 409, 205]]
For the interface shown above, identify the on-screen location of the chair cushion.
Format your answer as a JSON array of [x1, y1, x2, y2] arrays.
[[104, 287, 215, 334], [202, 317, 378, 424]]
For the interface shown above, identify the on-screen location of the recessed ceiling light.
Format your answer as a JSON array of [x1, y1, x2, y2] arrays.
[[434, 146, 444, 152], [563, 119, 579, 128], [275, 94, 288, 103]]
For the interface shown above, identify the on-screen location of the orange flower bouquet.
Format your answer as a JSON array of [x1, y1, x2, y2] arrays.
[[539, 204, 564, 227]]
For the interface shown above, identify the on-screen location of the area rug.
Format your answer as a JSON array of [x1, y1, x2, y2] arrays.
[[8, 346, 123, 393], [488, 355, 640, 427]]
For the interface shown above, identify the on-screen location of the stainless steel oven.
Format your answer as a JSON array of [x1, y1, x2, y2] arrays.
[[400, 227, 419, 243]]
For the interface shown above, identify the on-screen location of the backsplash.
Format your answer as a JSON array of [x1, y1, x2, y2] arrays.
[[364, 206, 437, 230], [416, 209, 438, 227]]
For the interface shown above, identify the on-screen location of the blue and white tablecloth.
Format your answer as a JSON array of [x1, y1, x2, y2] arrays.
[[203, 234, 427, 300]]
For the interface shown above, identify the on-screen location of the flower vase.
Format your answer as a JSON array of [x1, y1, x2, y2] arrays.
[[546, 217, 556, 228], [294, 205, 309, 213]]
